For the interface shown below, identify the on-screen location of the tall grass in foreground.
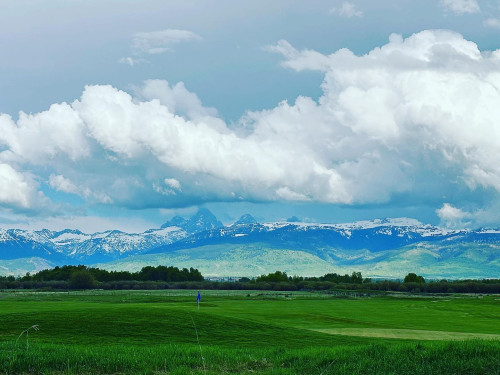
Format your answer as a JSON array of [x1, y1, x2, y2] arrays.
[[1, 340, 499, 374]]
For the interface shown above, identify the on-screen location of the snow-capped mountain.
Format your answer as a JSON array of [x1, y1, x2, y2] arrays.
[[160, 208, 223, 233], [1, 210, 499, 278], [147, 216, 459, 255], [0, 209, 229, 265], [0, 226, 188, 263], [0, 229, 70, 262]]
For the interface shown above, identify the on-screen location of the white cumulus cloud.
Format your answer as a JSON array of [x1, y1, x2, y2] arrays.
[[434, 203, 500, 229], [153, 178, 182, 196], [275, 187, 310, 201], [0, 103, 89, 164], [49, 174, 79, 194], [0, 164, 41, 209], [269, 30, 500, 204], [440, 0, 480, 14], [484, 18, 500, 28], [164, 178, 181, 191], [330, 2, 363, 18], [49, 174, 112, 204], [436, 203, 470, 228], [4, 30, 500, 226], [266, 40, 331, 72], [136, 79, 219, 121]]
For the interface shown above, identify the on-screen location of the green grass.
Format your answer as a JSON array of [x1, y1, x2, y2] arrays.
[[1, 290, 499, 374], [1, 340, 500, 374]]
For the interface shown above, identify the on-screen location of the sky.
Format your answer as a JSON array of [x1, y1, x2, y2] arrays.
[[2, 0, 500, 232]]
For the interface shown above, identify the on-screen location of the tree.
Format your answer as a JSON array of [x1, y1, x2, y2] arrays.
[[351, 271, 363, 284], [69, 270, 96, 289], [256, 271, 289, 283], [403, 273, 425, 284]]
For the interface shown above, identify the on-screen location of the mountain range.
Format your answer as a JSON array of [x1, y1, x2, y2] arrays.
[[1, 208, 499, 279]]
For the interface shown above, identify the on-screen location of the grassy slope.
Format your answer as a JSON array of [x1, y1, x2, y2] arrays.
[[96, 243, 341, 277], [96, 241, 500, 279], [1, 290, 499, 374]]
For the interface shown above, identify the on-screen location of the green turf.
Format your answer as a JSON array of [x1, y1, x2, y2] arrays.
[[1, 290, 499, 374]]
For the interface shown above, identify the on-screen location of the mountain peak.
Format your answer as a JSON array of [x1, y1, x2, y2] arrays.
[[161, 216, 187, 229], [186, 208, 223, 232], [160, 208, 223, 233], [233, 214, 258, 226]]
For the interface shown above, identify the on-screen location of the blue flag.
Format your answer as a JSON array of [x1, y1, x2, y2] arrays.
[[196, 291, 201, 303]]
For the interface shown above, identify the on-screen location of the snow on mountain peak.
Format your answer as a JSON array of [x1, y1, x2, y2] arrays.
[[261, 217, 456, 238], [233, 214, 258, 226]]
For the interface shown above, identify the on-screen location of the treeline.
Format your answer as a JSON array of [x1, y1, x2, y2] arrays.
[[1, 267, 500, 294], [1, 269, 367, 291], [28, 265, 204, 283], [251, 271, 500, 294], [0, 265, 203, 290], [363, 279, 500, 294], [255, 271, 363, 284]]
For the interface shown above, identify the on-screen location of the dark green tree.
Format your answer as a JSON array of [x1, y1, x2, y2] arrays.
[[256, 271, 289, 283], [351, 271, 363, 284], [69, 270, 96, 289], [404, 273, 425, 283]]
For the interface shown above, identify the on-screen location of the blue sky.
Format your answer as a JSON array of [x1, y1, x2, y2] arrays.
[[2, 0, 500, 232]]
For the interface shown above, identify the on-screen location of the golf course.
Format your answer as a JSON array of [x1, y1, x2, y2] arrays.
[[1, 289, 499, 374]]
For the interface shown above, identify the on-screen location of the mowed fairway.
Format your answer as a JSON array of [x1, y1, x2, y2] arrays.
[[1, 290, 499, 374]]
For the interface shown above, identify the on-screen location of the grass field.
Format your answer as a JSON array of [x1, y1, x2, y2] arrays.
[[1, 290, 499, 374]]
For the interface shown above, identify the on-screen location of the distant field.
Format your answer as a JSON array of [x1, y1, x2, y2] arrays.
[[1, 290, 499, 374]]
